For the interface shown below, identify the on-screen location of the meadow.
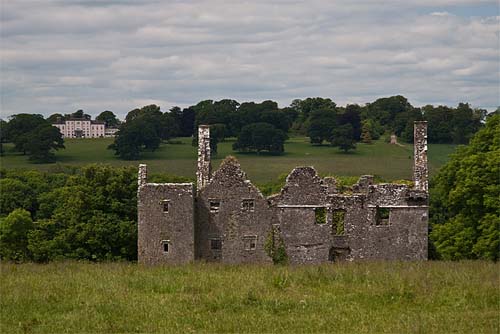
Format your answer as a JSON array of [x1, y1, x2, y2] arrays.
[[0, 261, 498, 333], [1, 137, 456, 184]]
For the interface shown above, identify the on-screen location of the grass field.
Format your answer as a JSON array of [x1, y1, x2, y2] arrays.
[[0, 137, 456, 184], [1, 261, 498, 333]]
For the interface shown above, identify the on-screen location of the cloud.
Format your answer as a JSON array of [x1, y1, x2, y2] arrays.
[[0, 0, 498, 119]]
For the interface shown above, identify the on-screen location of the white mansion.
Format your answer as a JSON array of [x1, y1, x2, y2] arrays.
[[52, 118, 117, 138]]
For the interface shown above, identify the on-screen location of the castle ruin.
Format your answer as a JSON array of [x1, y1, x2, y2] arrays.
[[138, 122, 428, 264]]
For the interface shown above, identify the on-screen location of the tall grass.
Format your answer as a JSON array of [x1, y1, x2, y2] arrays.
[[1, 261, 498, 333]]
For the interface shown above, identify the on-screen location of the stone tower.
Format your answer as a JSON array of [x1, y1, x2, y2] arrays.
[[413, 121, 428, 192], [196, 125, 211, 191]]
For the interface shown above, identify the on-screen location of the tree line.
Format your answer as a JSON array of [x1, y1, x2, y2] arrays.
[[0, 113, 498, 262], [0, 96, 489, 162], [110, 95, 488, 159]]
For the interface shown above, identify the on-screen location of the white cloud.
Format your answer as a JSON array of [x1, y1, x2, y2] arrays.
[[0, 0, 498, 120]]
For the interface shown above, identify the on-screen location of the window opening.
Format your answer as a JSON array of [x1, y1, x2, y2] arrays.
[[241, 199, 255, 212], [161, 240, 169, 253], [209, 200, 221, 213], [315, 207, 327, 224], [210, 238, 222, 250], [162, 200, 170, 213], [332, 209, 346, 235], [243, 236, 257, 250], [375, 207, 390, 226]]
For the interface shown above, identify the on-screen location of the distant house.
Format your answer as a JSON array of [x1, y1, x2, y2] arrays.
[[104, 127, 119, 138], [52, 118, 106, 138]]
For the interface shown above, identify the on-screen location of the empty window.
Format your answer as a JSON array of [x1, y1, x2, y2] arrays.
[[161, 200, 170, 213], [241, 199, 255, 212], [210, 239, 222, 250], [375, 207, 391, 226], [315, 207, 327, 224], [209, 200, 220, 213], [332, 209, 346, 235], [243, 236, 257, 250], [161, 240, 169, 253]]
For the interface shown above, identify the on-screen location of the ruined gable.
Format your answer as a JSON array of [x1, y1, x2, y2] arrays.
[[275, 166, 330, 205], [196, 156, 272, 264]]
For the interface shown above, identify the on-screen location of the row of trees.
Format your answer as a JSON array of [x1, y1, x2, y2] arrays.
[[1, 115, 498, 262], [1, 96, 489, 161]]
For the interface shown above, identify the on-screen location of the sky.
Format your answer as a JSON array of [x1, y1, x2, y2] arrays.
[[1, 0, 498, 120]]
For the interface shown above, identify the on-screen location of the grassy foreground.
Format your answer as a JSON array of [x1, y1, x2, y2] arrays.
[[1, 137, 456, 183], [1, 262, 498, 333]]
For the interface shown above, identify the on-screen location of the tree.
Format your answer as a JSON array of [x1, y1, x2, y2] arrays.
[[0, 119, 7, 155], [0, 178, 36, 216], [330, 124, 356, 153], [338, 104, 362, 140], [4, 114, 46, 154], [46, 113, 65, 124], [429, 113, 500, 260], [233, 123, 287, 154], [0, 209, 34, 261], [96, 110, 119, 127], [360, 121, 372, 144], [4, 114, 64, 162], [109, 119, 160, 160], [71, 109, 91, 119], [26, 124, 65, 162], [307, 109, 337, 144]]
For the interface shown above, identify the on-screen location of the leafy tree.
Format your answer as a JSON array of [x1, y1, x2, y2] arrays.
[[0, 119, 7, 155], [429, 113, 500, 260], [330, 124, 356, 153], [307, 109, 337, 144], [0, 209, 34, 261], [4, 114, 64, 162], [96, 110, 119, 127], [290, 97, 336, 118], [4, 114, 46, 154], [109, 119, 160, 160], [233, 123, 287, 154], [46, 113, 65, 123], [361, 122, 372, 144], [71, 109, 91, 119], [338, 104, 362, 140], [26, 124, 65, 162], [0, 178, 36, 216]]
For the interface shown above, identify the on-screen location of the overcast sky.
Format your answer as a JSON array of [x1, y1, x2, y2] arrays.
[[1, 0, 498, 120]]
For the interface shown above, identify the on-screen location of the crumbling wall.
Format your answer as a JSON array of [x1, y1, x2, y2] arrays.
[[196, 157, 273, 264], [273, 167, 336, 264], [138, 168, 195, 264]]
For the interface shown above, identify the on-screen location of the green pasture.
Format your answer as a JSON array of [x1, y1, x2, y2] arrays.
[[0, 137, 456, 184], [1, 261, 498, 333]]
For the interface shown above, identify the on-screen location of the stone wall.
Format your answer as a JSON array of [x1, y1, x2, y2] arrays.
[[196, 157, 273, 263], [138, 180, 195, 265]]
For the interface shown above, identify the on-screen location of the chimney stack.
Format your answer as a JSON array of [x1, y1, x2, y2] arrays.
[[413, 121, 428, 192], [138, 164, 148, 187], [197, 125, 211, 191]]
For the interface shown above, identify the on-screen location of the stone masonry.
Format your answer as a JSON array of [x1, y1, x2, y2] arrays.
[[137, 122, 429, 264]]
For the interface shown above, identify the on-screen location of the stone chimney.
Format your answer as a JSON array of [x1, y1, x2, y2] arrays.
[[413, 121, 428, 192], [138, 164, 148, 187], [196, 125, 211, 191]]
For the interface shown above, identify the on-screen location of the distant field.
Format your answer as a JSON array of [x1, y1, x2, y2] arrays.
[[1, 261, 498, 333], [0, 137, 456, 184]]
